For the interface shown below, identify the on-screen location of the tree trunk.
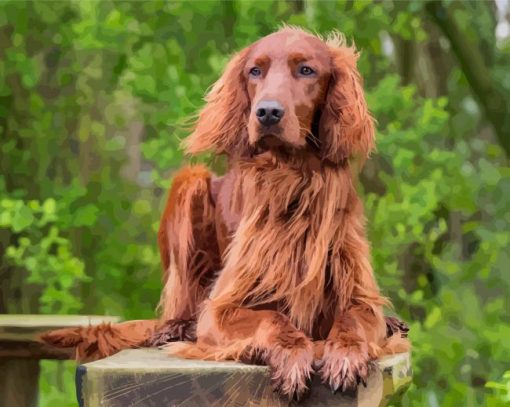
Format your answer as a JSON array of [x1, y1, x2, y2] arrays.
[[426, 1, 510, 157]]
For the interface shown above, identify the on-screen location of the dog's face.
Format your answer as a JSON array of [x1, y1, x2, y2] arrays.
[[244, 30, 331, 151], [185, 27, 375, 164]]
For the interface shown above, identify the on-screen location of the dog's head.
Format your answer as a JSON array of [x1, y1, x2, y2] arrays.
[[184, 27, 375, 164]]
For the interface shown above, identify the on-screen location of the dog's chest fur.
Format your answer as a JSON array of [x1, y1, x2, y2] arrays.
[[211, 156, 356, 333]]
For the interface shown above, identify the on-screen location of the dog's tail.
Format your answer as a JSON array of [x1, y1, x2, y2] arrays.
[[40, 320, 158, 362]]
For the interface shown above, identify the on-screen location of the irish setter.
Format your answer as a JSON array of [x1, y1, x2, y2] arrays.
[[43, 27, 409, 399]]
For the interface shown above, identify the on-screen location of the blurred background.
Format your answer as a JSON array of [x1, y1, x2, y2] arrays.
[[0, 1, 509, 406]]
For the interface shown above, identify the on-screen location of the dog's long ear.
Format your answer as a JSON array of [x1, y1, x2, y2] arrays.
[[183, 46, 252, 157], [319, 35, 375, 164]]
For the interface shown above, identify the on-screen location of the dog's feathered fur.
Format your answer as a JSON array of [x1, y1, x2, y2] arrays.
[[42, 27, 409, 398]]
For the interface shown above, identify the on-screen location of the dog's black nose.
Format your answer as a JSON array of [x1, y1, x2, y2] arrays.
[[255, 100, 284, 126]]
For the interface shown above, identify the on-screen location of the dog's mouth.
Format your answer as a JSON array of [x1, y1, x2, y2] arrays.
[[252, 109, 323, 157], [253, 134, 285, 155], [259, 134, 285, 148]]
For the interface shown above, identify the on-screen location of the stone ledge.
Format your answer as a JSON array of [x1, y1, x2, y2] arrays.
[[77, 348, 412, 407]]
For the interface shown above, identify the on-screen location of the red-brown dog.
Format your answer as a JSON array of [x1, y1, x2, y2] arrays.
[[43, 27, 409, 400]]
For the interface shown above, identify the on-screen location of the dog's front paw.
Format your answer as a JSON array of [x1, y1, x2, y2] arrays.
[[319, 339, 373, 393], [147, 319, 197, 346], [266, 333, 314, 401]]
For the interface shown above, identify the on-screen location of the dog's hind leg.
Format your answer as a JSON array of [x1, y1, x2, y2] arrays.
[[150, 165, 221, 345], [41, 166, 220, 360]]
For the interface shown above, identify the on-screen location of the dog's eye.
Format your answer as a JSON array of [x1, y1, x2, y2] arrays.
[[249, 67, 262, 77], [299, 66, 315, 76]]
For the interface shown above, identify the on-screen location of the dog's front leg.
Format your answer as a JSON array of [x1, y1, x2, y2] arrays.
[[194, 248, 317, 400], [319, 302, 386, 392], [197, 303, 314, 400], [319, 213, 388, 393]]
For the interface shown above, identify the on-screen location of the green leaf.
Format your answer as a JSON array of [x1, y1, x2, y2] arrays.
[[11, 204, 34, 232], [72, 204, 99, 227]]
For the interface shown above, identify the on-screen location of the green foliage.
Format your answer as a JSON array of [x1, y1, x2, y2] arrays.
[[365, 76, 510, 406], [0, 198, 88, 313], [486, 371, 510, 406], [38, 361, 76, 407], [0, 1, 508, 406]]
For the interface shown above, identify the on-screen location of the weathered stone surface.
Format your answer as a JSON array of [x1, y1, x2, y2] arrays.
[[77, 348, 412, 407]]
